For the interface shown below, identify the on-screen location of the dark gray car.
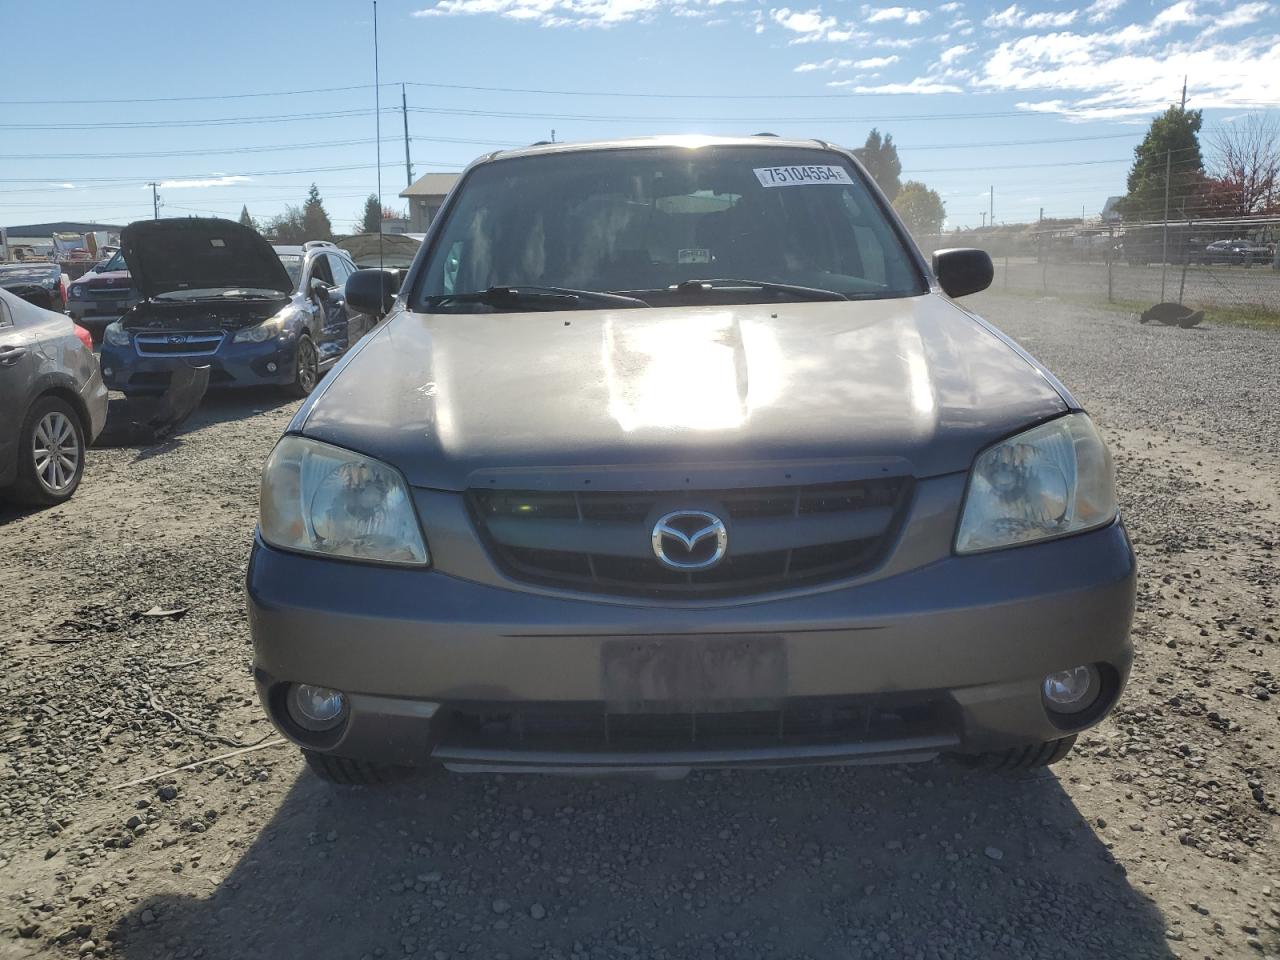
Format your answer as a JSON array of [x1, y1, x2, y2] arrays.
[[0, 287, 108, 506], [247, 137, 1135, 785]]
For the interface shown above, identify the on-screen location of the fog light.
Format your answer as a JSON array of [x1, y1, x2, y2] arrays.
[[1042, 665, 1100, 714], [266, 361, 278, 373], [286, 683, 347, 731]]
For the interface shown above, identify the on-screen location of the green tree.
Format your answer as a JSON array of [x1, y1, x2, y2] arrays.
[[893, 180, 946, 236], [238, 205, 254, 229], [302, 183, 333, 241], [855, 128, 902, 201], [1120, 105, 1205, 222], [359, 194, 382, 234], [265, 205, 307, 244]]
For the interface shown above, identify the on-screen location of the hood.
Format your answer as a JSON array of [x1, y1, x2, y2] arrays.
[[80, 270, 131, 288], [0, 263, 59, 284], [299, 295, 1069, 489], [121, 218, 292, 298]]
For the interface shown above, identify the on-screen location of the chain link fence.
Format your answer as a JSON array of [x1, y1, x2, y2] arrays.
[[923, 217, 1280, 318]]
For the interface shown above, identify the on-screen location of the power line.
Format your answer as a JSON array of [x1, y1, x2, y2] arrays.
[[405, 105, 1035, 124], [0, 135, 520, 161], [0, 84, 378, 105], [0, 109, 396, 131]]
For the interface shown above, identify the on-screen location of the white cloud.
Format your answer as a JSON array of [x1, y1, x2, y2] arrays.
[[413, 0, 663, 27], [50, 183, 76, 190], [828, 76, 963, 93], [938, 42, 974, 64], [153, 175, 251, 190], [979, 30, 1280, 119], [864, 5, 929, 24], [794, 54, 899, 71], [872, 34, 921, 47], [1151, 0, 1197, 28], [984, 4, 1078, 29], [1085, 0, 1124, 22], [1203, 1, 1270, 34], [771, 6, 838, 39], [938, 1, 961, 10]]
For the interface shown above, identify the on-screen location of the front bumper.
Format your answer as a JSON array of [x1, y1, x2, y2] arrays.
[[100, 336, 297, 393], [248, 511, 1136, 771]]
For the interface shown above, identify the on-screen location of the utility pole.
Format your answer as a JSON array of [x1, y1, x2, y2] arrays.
[[1160, 149, 1171, 301], [989, 185, 993, 226], [401, 83, 413, 189], [550, 129, 556, 143], [1180, 75, 1187, 111], [147, 182, 161, 220], [980, 212, 987, 228]]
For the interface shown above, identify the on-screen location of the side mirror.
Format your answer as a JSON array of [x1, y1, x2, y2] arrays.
[[309, 277, 330, 301], [345, 268, 401, 317], [932, 248, 993, 298]]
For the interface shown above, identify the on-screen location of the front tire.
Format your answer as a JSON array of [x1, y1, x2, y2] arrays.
[[8, 396, 86, 506], [302, 750, 413, 786], [966, 735, 1077, 771], [286, 334, 320, 398]]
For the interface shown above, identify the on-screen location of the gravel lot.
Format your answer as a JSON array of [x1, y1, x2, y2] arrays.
[[2, 291, 1279, 960]]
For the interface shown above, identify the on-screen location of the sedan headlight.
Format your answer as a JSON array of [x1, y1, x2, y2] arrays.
[[71, 284, 83, 298], [259, 435, 429, 565], [233, 311, 288, 343], [103, 321, 131, 347], [955, 413, 1116, 554]]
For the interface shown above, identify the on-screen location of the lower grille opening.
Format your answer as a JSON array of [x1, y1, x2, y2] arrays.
[[440, 695, 955, 754]]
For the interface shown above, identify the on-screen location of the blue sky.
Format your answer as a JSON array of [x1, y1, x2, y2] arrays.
[[1, 0, 1274, 232]]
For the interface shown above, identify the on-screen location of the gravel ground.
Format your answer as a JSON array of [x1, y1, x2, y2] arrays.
[[2, 292, 1278, 960]]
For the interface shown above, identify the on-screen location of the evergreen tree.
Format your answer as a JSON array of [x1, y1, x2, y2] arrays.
[[359, 194, 382, 234], [855, 128, 902, 201], [238, 205, 254, 228], [1120, 106, 1205, 221], [302, 184, 333, 241]]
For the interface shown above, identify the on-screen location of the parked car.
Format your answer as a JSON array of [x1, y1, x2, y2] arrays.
[[99, 224, 372, 398], [335, 232, 423, 269], [0, 287, 108, 506], [0, 261, 68, 313], [247, 136, 1136, 786], [1194, 238, 1273, 265], [67, 250, 139, 343]]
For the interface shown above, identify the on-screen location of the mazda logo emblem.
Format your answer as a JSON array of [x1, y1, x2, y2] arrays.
[[651, 510, 728, 571]]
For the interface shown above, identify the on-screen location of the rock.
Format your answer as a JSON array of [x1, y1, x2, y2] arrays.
[[492, 899, 510, 915], [141, 910, 156, 926], [531, 904, 546, 920], [984, 847, 1004, 861], [78, 942, 96, 956], [157, 786, 177, 802]]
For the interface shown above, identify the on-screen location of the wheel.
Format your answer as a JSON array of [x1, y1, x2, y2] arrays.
[[8, 396, 86, 506], [285, 334, 320, 398], [302, 749, 414, 786], [966, 735, 1077, 771]]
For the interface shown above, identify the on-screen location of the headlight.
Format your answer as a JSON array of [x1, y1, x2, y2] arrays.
[[259, 435, 429, 566], [233, 311, 289, 343], [955, 413, 1116, 554], [71, 285, 83, 298], [103, 322, 131, 347]]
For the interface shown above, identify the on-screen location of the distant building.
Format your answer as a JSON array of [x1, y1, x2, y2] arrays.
[[1101, 197, 1124, 223], [3, 221, 126, 236], [400, 173, 461, 232]]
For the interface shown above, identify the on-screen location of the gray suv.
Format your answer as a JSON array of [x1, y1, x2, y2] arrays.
[[247, 137, 1135, 785]]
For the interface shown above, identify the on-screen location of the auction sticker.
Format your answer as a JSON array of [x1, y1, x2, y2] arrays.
[[753, 165, 853, 188]]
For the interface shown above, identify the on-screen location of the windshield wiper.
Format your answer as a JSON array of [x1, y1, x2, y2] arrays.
[[427, 285, 650, 310], [668, 278, 848, 302]]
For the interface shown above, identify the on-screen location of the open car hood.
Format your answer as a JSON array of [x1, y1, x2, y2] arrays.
[[121, 218, 293, 299]]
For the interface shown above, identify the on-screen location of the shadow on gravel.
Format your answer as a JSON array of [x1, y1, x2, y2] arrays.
[[110, 761, 1174, 960], [96, 387, 297, 453]]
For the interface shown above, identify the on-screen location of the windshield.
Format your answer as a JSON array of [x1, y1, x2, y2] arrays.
[[277, 254, 304, 289], [415, 146, 924, 311], [103, 251, 126, 272]]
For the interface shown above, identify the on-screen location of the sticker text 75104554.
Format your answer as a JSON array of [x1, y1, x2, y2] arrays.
[[753, 165, 854, 188]]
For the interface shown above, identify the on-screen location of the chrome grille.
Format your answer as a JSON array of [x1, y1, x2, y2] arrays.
[[468, 477, 911, 598], [134, 332, 223, 356]]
